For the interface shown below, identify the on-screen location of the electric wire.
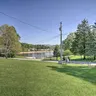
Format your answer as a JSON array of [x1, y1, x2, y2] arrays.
[[0, 11, 48, 32], [35, 34, 60, 44]]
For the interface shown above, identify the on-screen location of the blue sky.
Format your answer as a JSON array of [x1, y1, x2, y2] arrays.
[[0, 0, 96, 45]]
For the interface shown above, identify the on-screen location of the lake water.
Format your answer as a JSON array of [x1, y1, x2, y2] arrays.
[[23, 51, 53, 59]]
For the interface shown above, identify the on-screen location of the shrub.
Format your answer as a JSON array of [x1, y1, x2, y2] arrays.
[[63, 50, 73, 56]]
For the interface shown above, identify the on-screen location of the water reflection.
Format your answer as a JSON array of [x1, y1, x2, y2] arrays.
[[20, 51, 53, 59]]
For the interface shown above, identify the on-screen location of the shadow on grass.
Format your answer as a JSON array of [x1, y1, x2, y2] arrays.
[[47, 65, 96, 84]]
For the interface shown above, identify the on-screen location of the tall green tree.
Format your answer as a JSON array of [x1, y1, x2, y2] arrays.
[[53, 45, 60, 60], [0, 24, 21, 58], [85, 23, 96, 59], [63, 32, 75, 50], [71, 19, 90, 59]]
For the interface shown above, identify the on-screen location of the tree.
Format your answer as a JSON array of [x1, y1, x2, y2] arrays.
[[71, 32, 81, 55], [85, 23, 96, 59], [53, 45, 60, 60], [21, 43, 50, 51], [63, 50, 73, 56], [63, 32, 75, 50], [0, 24, 21, 58], [21, 43, 31, 52], [71, 19, 90, 59]]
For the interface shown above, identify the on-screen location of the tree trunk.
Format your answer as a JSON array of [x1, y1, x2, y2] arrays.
[[5, 49, 8, 59], [83, 55, 86, 60], [56, 57, 58, 60], [5, 53, 8, 59], [81, 55, 82, 59]]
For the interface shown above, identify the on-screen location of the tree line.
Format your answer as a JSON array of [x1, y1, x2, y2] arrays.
[[63, 19, 96, 60], [53, 19, 96, 60], [21, 43, 52, 51], [1, 19, 95, 59]]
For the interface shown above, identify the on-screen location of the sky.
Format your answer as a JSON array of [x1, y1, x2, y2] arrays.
[[0, 0, 96, 45]]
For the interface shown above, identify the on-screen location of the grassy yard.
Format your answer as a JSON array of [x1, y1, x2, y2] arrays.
[[43, 55, 96, 62], [70, 55, 96, 62], [0, 59, 96, 96]]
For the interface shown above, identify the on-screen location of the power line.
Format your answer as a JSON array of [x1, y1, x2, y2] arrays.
[[0, 11, 48, 32], [62, 33, 68, 36], [35, 34, 60, 44], [0, 11, 70, 44]]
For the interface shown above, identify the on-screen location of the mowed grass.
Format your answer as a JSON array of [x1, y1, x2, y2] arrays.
[[0, 59, 96, 96], [70, 55, 96, 61]]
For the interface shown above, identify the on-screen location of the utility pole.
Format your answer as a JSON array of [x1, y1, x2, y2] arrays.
[[59, 22, 63, 64]]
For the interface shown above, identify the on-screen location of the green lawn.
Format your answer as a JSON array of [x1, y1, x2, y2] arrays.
[[15, 55, 25, 58], [70, 55, 96, 61], [43, 55, 96, 61], [0, 59, 96, 96]]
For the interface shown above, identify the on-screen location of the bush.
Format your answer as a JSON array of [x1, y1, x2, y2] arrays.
[[63, 50, 73, 56], [0, 53, 5, 57], [7, 52, 15, 58]]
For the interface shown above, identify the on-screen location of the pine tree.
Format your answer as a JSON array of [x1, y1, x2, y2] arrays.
[[71, 19, 90, 59], [86, 23, 96, 59]]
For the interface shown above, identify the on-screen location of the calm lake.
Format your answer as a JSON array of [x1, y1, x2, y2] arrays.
[[20, 51, 53, 59]]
